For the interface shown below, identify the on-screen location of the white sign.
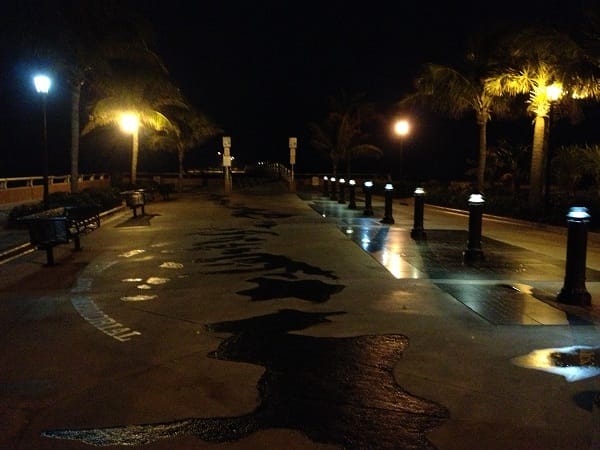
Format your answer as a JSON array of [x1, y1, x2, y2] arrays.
[[223, 147, 231, 167]]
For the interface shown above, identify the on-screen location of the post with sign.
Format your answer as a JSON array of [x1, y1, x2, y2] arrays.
[[222, 136, 232, 193], [289, 137, 297, 192]]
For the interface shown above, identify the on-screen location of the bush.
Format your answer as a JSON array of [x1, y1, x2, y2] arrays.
[[6, 187, 123, 229]]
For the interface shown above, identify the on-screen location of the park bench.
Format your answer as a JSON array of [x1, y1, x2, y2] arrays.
[[18, 205, 100, 265], [157, 183, 175, 200]]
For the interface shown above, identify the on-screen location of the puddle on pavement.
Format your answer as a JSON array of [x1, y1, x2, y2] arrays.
[[237, 276, 344, 302], [160, 262, 184, 269], [120, 295, 158, 302], [146, 277, 170, 285], [119, 249, 146, 258], [513, 346, 600, 381], [43, 309, 448, 448]]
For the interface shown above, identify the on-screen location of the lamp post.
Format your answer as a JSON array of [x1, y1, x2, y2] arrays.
[[394, 119, 410, 183], [289, 137, 297, 192], [222, 136, 232, 193], [120, 112, 140, 186], [34, 74, 51, 209]]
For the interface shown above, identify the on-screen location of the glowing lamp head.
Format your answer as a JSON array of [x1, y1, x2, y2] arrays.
[[364, 180, 373, 188], [385, 183, 394, 191], [566, 206, 590, 221], [414, 187, 425, 196], [349, 179, 356, 186], [546, 83, 563, 102], [339, 178, 345, 184], [33, 74, 51, 94], [323, 175, 328, 181], [394, 119, 410, 137], [120, 113, 139, 134], [468, 193, 485, 204], [330, 177, 336, 182]]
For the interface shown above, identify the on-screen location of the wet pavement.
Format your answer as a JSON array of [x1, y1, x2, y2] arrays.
[[1, 182, 600, 449]]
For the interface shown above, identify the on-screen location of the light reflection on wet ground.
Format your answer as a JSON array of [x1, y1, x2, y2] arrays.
[[513, 346, 600, 381], [308, 197, 600, 326]]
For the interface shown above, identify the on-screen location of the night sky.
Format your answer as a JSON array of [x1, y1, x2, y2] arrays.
[[0, 0, 597, 179]]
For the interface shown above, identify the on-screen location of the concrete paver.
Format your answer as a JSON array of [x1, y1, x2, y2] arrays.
[[0, 183, 599, 450]]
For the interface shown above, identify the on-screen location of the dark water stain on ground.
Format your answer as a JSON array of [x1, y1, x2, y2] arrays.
[[43, 310, 448, 449], [237, 276, 344, 302]]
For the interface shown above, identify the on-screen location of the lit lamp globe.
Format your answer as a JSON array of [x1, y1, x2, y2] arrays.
[[394, 119, 410, 137]]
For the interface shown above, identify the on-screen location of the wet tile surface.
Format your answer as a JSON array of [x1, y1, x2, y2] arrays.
[[309, 197, 600, 326]]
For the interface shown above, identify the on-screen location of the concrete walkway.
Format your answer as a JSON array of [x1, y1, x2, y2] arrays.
[[1, 182, 599, 450]]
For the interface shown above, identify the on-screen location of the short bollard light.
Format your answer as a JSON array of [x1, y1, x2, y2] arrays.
[[363, 180, 374, 216], [330, 177, 338, 201], [338, 178, 346, 204], [557, 206, 592, 306], [323, 175, 329, 197], [380, 183, 395, 224], [411, 186, 426, 240], [348, 179, 357, 209], [463, 192, 485, 264]]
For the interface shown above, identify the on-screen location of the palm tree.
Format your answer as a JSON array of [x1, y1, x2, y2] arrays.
[[147, 106, 222, 191], [308, 90, 382, 178], [400, 62, 511, 191], [81, 64, 186, 185], [5, 1, 165, 192], [484, 27, 600, 211]]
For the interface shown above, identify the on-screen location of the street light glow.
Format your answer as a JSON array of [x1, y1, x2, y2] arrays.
[[33, 74, 51, 94], [394, 119, 410, 137], [120, 112, 139, 134], [546, 83, 563, 102]]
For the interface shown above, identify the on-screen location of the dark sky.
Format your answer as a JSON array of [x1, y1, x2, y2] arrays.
[[1, 0, 597, 179]]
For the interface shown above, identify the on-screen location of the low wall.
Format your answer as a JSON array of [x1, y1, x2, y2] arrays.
[[0, 174, 111, 206]]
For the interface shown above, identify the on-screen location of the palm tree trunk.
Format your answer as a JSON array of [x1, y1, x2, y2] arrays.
[[70, 82, 81, 193], [131, 129, 139, 186], [528, 115, 546, 211], [178, 146, 184, 192], [477, 120, 487, 192]]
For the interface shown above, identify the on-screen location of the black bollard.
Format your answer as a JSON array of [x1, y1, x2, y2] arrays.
[[463, 193, 485, 264], [330, 177, 338, 201], [338, 178, 346, 204], [380, 183, 395, 224], [348, 179, 357, 209], [411, 187, 426, 240], [557, 207, 591, 306], [363, 180, 374, 216], [323, 176, 329, 197]]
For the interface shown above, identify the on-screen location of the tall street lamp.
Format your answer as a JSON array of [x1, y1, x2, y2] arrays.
[[544, 83, 563, 210], [120, 112, 140, 186], [33, 74, 51, 209], [394, 119, 410, 181]]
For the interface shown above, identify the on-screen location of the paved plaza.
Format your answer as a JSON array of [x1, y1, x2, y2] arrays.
[[1, 181, 600, 449]]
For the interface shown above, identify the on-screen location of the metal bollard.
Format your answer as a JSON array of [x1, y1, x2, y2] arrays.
[[330, 177, 338, 201], [557, 207, 591, 306], [411, 187, 426, 240], [338, 178, 346, 204], [363, 180, 374, 216], [348, 179, 357, 209], [323, 176, 329, 197], [463, 193, 485, 264], [380, 183, 395, 224]]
